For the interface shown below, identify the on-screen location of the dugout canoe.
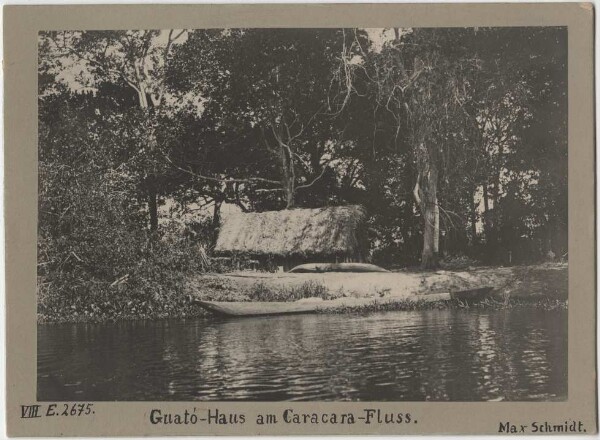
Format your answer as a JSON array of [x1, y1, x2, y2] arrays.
[[288, 262, 389, 273], [195, 287, 495, 317]]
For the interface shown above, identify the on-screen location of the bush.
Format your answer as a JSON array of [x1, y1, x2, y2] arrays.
[[37, 163, 209, 322], [37, 227, 209, 323]]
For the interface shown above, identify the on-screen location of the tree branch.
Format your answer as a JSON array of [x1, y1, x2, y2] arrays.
[[162, 152, 281, 186], [296, 162, 330, 190]]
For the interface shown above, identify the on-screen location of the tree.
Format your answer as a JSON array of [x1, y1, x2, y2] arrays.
[[39, 30, 187, 231], [359, 29, 480, 268], [169, 28, 365, 209], [460, 27, 567, 261], [338, 27, 568, 268]]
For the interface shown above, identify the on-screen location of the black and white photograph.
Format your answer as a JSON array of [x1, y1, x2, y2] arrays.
[[37, 26, 568, 403]]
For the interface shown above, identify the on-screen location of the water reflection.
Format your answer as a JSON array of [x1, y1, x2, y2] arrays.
[[38, 309, 567, 401]]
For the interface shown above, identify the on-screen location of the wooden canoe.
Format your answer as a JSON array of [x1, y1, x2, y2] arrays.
[[195, 299, 325, 317], [288, 262, 389, 273], [195, 287, 495, 317]]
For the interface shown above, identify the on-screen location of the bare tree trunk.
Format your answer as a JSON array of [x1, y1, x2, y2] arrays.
[[414, 164, 440, 270], [212, 199, 222, 228], [284, 178, 294, 208], [147, 179, 158, 232], [490, 180, 499, 246], [421, 175, 439, 269], [212, 199, 222, 247], [470, 186, 478, 245], [488, 144, 504, 254], [482, 182, 499, 262], [137, 90, 149, 109], [482, 183, 491, 240], [279, 143, 295, 209], [138, 93, 160, 232]]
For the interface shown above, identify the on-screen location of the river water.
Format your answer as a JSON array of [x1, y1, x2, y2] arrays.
[[38, 308, 567, 401]]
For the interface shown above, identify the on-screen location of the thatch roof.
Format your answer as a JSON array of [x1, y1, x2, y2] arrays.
[[214, 205, 366, 256]]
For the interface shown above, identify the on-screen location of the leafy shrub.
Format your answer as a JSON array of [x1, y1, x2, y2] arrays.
[[38, 160, 209, 322]]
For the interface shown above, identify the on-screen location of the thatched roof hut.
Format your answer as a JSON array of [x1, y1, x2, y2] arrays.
[[214, 205, 367, 268]]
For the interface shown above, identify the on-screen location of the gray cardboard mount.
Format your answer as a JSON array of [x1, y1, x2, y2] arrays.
[[4, 3, 596, 436]]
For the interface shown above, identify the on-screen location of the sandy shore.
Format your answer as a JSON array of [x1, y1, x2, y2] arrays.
[[186, 263, 568, 303]]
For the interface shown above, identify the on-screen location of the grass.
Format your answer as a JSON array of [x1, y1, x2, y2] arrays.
[[319, 296, 568, 315], [246, 280, 340, 302]]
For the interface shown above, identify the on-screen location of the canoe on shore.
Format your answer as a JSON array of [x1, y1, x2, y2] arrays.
[[195, 287, 495, 317]]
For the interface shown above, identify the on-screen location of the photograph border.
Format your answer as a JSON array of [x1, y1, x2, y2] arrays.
[[5, 3, 596, 436]]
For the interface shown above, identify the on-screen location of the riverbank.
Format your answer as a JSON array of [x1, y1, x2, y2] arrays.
[[38, 263, 567, 323], [188, 263, 567, 314]]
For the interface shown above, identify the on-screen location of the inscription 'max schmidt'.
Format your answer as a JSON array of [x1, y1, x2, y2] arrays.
[[499, 420, 588, 434]]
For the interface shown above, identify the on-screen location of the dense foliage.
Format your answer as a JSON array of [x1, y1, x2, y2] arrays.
[[38, 27, 567, 320]]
